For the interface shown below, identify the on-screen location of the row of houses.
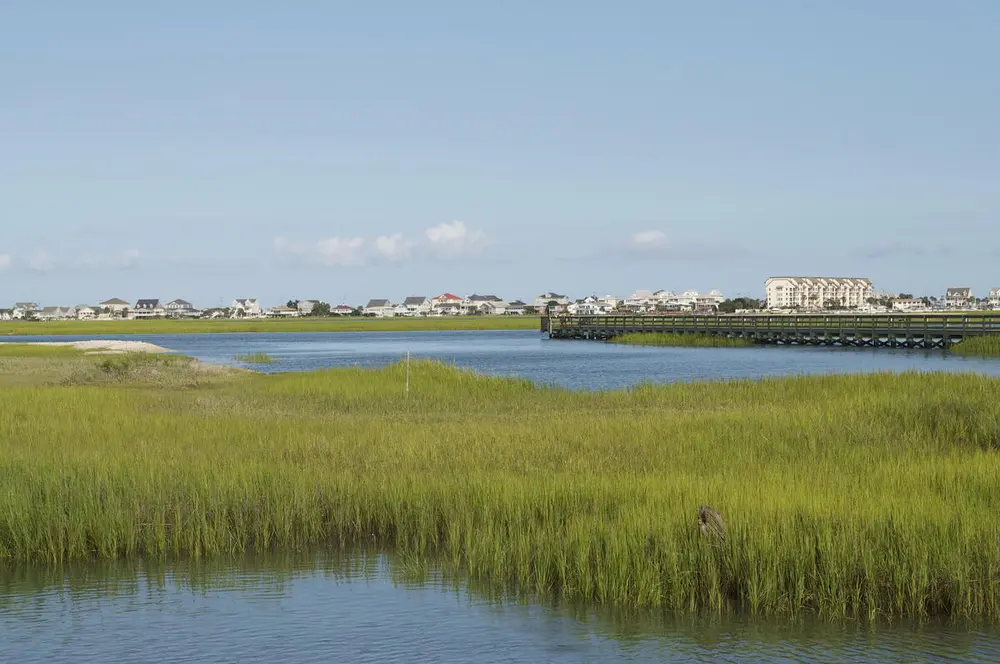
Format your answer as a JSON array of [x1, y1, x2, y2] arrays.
[[362, 294, 532, 317]]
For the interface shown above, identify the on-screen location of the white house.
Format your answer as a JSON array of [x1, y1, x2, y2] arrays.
[[364, 299, 395, 317], [480, 300, 509, 315], [533, 292, 570, 313], [13, 302, 39, 319], [568, 297, 608, 316], [99, 298, 131, 317], [331, 304, 355, 316], [465, 294, 503, 314], [892, 298, 928, 312], [267, 305, 299, 317], [945, 288, 973, 309], [505, 300, 528, 315], [36, 306, 77, 321], [765, 277, 873, 310], [401, 296, 431, 316], [133, 299, 163, 319], [989, 288, 1000, 308], [625, 290, 655, 313], [164, 299, 198, 317], [0, 309, 12, 321], [75, 305, 99, 320], [431, 293, 464, 314], [597, 295, 620, 310], [231, 299, 263, 318]]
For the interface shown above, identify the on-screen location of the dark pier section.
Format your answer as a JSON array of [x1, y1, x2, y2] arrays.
[[541, 314, 1000, 349]]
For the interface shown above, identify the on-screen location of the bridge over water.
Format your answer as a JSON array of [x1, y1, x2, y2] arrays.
[[542, 313, 1000, 349]]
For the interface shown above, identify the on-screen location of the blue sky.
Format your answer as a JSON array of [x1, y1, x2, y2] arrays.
[[2, 1, 998, 307]]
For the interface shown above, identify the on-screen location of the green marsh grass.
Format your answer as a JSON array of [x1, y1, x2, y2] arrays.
[[0, 316, 540, 336], [234, 352, 278, 364], [1, 345, 999, 620], [951, 336, 1000, 358], [612, 332, 755, 348]]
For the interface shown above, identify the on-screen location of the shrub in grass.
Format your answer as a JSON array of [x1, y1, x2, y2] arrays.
[[234, 353, 278, 364]]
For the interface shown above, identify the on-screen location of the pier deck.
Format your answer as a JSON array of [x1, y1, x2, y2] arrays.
[[542, 313, 1000, 349]]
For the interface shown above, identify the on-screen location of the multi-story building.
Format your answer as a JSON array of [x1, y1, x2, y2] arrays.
[[765, 277, 873, 310], [989, 288, 1000, 308], [945, 288, 972, 309]]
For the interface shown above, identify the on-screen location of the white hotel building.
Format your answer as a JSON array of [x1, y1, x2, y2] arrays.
[[765, 277, 873, 310]]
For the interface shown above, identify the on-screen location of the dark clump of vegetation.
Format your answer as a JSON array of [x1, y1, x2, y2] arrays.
[[234, 353, 278, 364], [611, 332, 756, 348]]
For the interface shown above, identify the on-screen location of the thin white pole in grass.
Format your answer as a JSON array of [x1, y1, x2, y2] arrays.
[[405, 351, 410, 397]]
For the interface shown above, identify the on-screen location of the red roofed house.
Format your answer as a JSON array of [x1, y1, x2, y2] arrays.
[[431, 293, 463, 315]]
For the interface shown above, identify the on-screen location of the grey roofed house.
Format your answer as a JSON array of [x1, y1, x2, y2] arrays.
[[946, 288, 971, 298], [101, 298, 130, 306], [135, 299, 161, 309], [166, 299, 194, 307], [468, 294, 502, 302], [508, 300, 527, 306], [366, 299, 390, 308], [403, 296, 428, 306], [14, 302, 39, 310]]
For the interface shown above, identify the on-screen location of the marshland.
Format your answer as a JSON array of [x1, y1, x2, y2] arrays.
[[2, 342, 1000, 622]]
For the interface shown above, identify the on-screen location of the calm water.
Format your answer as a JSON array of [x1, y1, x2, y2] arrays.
[[6, 329, 1000, 389], [2, 556, 997, 664]]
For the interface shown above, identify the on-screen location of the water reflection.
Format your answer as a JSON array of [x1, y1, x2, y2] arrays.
[[1, 554, 997, 663]]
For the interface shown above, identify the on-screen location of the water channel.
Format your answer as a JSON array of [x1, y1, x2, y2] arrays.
[[6, 329, 1000, 390]]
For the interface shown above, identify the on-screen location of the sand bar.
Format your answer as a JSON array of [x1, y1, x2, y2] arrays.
[[13, 340, 172, 354]]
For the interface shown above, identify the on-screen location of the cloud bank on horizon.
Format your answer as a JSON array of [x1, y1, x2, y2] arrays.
[[272, 220, 491, 267]]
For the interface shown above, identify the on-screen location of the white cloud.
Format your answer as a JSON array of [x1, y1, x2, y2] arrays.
[[316, 237, 365, 266], [424, 220, 488, 258], [27, 252, 55, 272], [0, 254, 11, 271], [274, 235, 366, 266], [630, 230, 669, 251], [374, 233, 412, 262]]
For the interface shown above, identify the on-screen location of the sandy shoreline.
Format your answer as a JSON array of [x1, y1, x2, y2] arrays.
[[12, 340, 172, 354]]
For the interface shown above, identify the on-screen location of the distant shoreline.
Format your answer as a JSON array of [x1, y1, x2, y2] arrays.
[[0, 316, 541, 336]]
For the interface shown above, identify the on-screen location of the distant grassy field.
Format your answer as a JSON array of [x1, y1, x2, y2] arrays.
[[0, 316, 541, 336], [1, 344, 999, 620], [611, 332, 756, 348]]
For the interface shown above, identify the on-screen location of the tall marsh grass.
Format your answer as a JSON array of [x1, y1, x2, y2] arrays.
[[612, 332, 755, 348], [952, 336, 1000, 358], [1, 347, 999, 620]]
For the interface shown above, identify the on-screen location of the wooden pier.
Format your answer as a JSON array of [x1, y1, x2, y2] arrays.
[[541, 313, 1000, 349]]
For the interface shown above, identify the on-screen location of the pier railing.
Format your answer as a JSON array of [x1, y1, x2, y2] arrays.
[[542, 313, 1000, 348]]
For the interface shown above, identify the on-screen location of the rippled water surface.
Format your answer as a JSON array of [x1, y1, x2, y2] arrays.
[[2, 557, 997, 664], [5, 330, 1000, 389]]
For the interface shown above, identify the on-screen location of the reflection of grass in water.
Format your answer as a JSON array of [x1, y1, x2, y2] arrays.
[[234, 352, 278, 364], [951, 336, 1000, 358], [611, 332, 755, 348], [2, 352, 1000, 620]]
